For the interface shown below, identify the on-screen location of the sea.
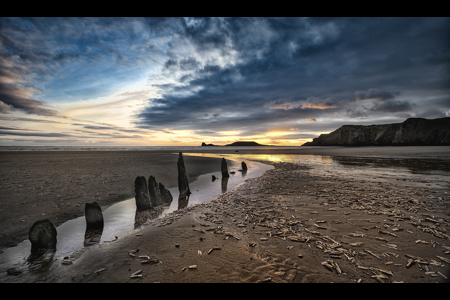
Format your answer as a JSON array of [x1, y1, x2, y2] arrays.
[[0, 145, 307, 151]]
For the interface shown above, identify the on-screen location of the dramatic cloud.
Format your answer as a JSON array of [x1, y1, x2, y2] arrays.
[[135, 17, 450, 140], [0, 17, 449, 146]]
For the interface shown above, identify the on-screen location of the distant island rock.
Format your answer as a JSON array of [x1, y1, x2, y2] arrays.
[[225, 141, 266, 146], [302, 117, 450, 146], [201, 141, 267, 146], [201, 142, 216, 146]]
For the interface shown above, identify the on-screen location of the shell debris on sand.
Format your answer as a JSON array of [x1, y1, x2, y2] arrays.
[[130, 270, 142, 279]]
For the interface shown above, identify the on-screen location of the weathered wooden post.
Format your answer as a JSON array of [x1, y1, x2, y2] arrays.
[[148, 175, 162, 207], [177, 152, 191, 198], [221, 157, 230, 178], [84, 202, 104, 246], [135, 176, 152, 211], [28, 219, 57, 254]]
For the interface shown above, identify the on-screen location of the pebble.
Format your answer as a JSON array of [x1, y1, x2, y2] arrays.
[[6, 267, 22, 276]]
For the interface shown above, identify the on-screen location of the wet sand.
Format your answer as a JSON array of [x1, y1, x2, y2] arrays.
[[1, 146, 449, 283]]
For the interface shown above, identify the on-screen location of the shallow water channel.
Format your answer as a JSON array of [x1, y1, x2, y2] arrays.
[[0, 154, 273, 268]]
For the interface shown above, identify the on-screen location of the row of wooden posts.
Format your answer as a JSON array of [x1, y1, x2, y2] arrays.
[[24, 153, 245, 260]]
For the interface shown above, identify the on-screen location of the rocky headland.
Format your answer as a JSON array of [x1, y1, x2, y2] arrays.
[[303, 117, 450, 146]]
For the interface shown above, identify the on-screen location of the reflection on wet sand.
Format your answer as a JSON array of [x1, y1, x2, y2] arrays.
[[84, 202, 104, 246], [222, 153, 450, 179], [84, 228, 103, 246], [27, 249, 56, 272], [333, 156, 450, 174], [221, 177, 229, 192], [178, 195, 189, 210], [134, 207, 166, 228]]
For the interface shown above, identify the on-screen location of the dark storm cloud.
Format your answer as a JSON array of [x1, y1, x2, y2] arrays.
[[0, 125, 23, 130], [78, 124, 146, 134], [0, 82, 58, 116], [135, 17, 450, 136], [0, 116, 63, 124], [0, 130, 72, 137], [369, 99, 414, 113], [354, 88, 397, 102]]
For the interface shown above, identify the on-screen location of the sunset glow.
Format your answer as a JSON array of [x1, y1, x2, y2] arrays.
[[1, 17, 449, 147]]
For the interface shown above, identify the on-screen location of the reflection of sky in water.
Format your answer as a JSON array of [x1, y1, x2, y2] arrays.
[[218, 153, 450, 178]]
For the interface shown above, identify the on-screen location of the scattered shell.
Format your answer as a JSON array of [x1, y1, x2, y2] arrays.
[[321, 259, 342, 274], [130, 270, 142, 278], [406, 259, 415, 268], [349, 232, 367, 238], [207, 247, 221, 254], [415, 240, 429, 244], [437, 271, 448, 280], [94, 268, 106, 274], [141, 258, 159, 264], [436, 255, 450, 264], [188, 265, 198, 269], [350, 242, 364, 247], [314, 223, 327, 230], [364, 249, 382, 260]]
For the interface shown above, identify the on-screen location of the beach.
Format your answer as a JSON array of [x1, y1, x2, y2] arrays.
[[1, 146, 450, 283]]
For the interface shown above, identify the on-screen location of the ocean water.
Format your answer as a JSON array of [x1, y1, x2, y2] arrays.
[[0, 145, 306, 151]]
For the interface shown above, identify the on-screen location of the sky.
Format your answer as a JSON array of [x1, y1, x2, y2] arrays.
[[0, 17, 449, 147]]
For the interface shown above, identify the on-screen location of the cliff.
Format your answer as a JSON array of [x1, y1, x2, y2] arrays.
[[302, 117, 450, 146]]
